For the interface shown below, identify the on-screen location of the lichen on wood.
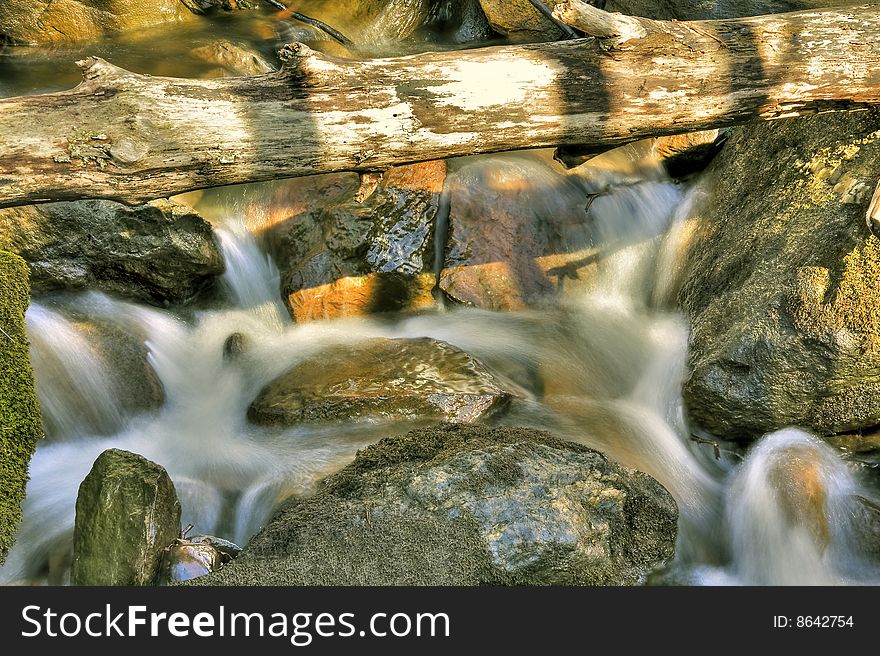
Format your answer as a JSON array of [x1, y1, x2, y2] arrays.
[[6, 4, 880, 207]]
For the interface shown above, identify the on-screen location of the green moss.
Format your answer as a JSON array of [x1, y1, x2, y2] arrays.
[[0, 250, 42, 563], [793, 235, 880, 352], [834, 235, 880, 349]]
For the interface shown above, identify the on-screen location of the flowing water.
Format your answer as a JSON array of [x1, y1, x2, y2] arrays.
[[4, 3, 880, 586]]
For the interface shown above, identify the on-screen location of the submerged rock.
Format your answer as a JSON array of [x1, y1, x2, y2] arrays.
[[191, 40, 276, 77], [72, 449, 181, 586], [248, 337, 512, 426], [680, 110, 880, 441], [0, 252, 43, 564], [0, 199, 224, 306], [0, 0, 198, 44], [27, 307, 164, 441], [193, 425, 678, 585], [223, 332, 248, 362]]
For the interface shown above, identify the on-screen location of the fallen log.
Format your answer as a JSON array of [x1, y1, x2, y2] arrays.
[[3, 2, 880, 207]]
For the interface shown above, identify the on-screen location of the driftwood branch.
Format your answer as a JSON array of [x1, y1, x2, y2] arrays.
[[4, 3, 880, 207]]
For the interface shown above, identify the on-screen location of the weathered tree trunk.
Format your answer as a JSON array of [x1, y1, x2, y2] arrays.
[[3, 2, 880, 207]]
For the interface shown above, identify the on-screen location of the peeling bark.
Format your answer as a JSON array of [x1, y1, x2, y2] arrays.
[[3, 3, 880, 207]]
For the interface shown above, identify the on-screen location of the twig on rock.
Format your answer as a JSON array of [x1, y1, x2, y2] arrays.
[[527, 0, 582, 39], [267, 1, 354, 46]]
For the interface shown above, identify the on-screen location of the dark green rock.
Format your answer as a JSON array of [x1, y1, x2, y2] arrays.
[[72, 449, 181, 586], [192, 425, 677, 586], [0, 251, 43, 564], [247, 337, 512, 426], [0, 199, 223, 306], [680, 110, 880, 441]]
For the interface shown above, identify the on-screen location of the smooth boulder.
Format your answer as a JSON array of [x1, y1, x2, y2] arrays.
[[680, 110, 880, 440], [0, 0, 197, 44], [478, 0, 566, 42], [248, 337, 512, 425], [72, 449, 181, 586], [0, 199, 224, 306], [193, 424, 678, 585]]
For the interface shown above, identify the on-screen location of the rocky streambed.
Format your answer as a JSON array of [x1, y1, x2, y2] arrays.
[[4, 0, 880, 588]]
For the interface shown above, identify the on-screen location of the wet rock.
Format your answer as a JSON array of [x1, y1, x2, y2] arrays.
[[264, 162, 446, 322], [478, 0, 565, 42], [181, 0, 255, 13], [0, 199, 224, 306], [248, 337, 512, 426], [0, 0, 198, 45], [191, 40, 276, 77], [159, 529, 241, 584], [679, 110, 880, 441], [425, 0, 494, 44], [365, 160, 446, 275], [192, 425, 678, 585], [0, 252, 43, 564], [72, 449, 181, 586], [438, 153, 596, 310], [287, 272, 436, 323], [223, 332, 248, 362]]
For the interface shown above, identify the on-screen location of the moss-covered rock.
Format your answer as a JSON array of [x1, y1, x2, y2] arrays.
[[72, 449, 181, 586], [679, 110, 880, 441], [0, 251, 43, 564], [192, 425, 677, 585]]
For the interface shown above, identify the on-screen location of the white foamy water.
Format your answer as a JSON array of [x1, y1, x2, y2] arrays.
[[5, 151, 879, 586]]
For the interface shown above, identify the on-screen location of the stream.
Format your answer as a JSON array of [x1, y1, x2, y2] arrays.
[[3, 2, 880, 586]]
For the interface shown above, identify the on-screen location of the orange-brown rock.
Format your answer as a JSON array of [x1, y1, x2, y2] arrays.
[[288, 273, 436, 323], [766, 443, 830, 553], [264, 162, 446, 321], [438, 153, 593, 310]]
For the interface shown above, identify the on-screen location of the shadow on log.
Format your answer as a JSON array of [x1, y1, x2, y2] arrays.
[[3, 1, 880, 207]]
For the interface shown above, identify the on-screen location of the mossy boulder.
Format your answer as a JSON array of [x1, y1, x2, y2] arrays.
[[679, 110, 880, 441], [72, 449, 181, 586], [0, 199, 223, 306], [192, 424, 678, 585], [248, 337, 512, 426], [0, 252, 43, 564], [0, 0, 198, 45]]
